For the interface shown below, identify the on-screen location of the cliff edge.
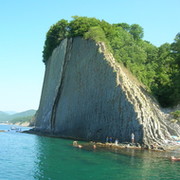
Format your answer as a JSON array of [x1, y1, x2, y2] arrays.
[[35, 37, 180, 146]]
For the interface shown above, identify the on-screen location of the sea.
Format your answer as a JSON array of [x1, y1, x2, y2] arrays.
[[0, 124, 180, 180]]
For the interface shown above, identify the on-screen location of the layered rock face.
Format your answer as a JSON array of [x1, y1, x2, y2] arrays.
[[35, 37, 180, 145]]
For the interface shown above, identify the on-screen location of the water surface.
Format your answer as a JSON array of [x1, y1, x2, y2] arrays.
[[0, 124, 180, 180]]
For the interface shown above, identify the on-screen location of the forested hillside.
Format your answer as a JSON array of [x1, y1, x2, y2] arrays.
[[0, 110, 36, 126], [43, 16, 180, 108]]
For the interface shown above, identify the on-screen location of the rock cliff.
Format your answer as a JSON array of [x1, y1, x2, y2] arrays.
[[35, 37, 180, 146]]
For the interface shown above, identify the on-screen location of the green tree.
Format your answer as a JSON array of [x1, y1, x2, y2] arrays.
[[113, 23, 130, 32], [171, 33, 180, 67], [170, 33, 180, 106], [108, 26, 134, 63], [152, 43, 179, 107], [84, 26, 107, 42], [43, 19, 69, 61], [129, 24, 144, 40], [69, 16, 101, 37]]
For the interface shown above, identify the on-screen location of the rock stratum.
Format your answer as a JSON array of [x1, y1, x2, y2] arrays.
[[35, 37, 180, 146]]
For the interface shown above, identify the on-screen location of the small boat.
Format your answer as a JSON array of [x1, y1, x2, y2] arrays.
[[11, 126, 17, 130], [10, 126, 21, 132], [171, 156, 180, 161]]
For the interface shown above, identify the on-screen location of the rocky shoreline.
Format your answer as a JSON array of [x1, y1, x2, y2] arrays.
[[74, 141, 180, 152], [0, 122, 33, 127], [25, 128, 180, 152]]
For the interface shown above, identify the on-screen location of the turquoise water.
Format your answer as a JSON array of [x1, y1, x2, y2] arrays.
[[0, 125, 180, 180]]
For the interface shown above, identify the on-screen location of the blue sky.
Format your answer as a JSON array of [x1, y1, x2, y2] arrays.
[[0, 0, 179, 112]]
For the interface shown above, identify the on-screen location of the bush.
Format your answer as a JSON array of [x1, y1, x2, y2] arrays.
[[171, 110, 180, 120]]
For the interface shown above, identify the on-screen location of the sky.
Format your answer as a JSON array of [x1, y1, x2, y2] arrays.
[[0, 0, 179, 112]]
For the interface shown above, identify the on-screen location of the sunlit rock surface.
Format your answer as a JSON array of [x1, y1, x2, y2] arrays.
[[35, 37, 180, 145]]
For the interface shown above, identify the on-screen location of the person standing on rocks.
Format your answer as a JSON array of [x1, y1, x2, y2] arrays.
[[109, 137, 113, 143], [115, 138, 119, 145], [131, 133, 135, 143], [106, 137, 109, 143]]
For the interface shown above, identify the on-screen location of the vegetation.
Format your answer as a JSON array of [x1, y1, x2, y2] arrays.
[[43, 16, 180, 108], [10, 115, 35, 126], [0, 110, 36, 126], [171, 110, 180, 122]]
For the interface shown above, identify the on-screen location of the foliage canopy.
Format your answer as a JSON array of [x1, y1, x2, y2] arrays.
[[43, 16, 180, 108]]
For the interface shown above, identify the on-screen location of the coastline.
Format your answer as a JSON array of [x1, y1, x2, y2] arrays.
[[24, 128, 180, 152], [0, 122, 33, 128]]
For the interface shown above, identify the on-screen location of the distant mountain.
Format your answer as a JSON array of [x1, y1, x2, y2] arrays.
[[0, 111, 8, 116], [4, 111, 17, 115], [0, 109, 36, 123], [10, 109, 36, 119], [0, 111, 10, 122]]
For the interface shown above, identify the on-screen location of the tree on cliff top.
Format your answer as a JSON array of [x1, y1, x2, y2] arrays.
[[42, 16, 179, 108], [114, 23, 144, 41], [43, 19, 69, 61], [69, 16, 101, 37]]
